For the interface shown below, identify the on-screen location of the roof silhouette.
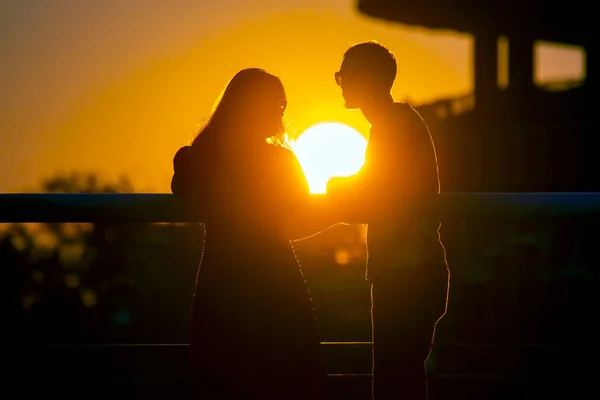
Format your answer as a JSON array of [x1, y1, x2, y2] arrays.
[[357, 0, 594, 44]]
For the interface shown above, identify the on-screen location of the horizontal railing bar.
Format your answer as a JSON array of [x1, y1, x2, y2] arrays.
[[321, 341, 373, 345], [43, 342, 558, 348], [133, 374, 560, 379], [76, 374, 373, 378], [1, 192, 600, 223], [44, 342, 373, 348], [426, 374, 562, 380], [435, 342, 559, 348], [46, 343, 190, 348], [39, 373, 562, 380], [94, 374, 371, 379]]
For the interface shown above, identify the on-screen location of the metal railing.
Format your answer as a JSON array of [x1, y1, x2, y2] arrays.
[[2, 192, 594, 394], [2, 192, 600, 222]]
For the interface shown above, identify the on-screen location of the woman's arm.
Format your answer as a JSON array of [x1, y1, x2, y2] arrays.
[[171, 146, 193, 196], [171, 145, 207, 221], [277, 149, 340, 240], [326, 168, 378, 224], [291, 194, 341, 241]]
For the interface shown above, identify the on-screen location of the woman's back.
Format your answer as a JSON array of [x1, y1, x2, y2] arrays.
[[174, 140, 330, 400], [173, 138, 307, 248], [171, 68, 330, 399]]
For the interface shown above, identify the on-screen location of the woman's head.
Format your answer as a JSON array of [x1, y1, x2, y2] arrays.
[[192, 68, 288, 147]]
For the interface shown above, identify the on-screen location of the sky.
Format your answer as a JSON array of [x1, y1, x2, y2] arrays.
[[0, 0, 584, 192]]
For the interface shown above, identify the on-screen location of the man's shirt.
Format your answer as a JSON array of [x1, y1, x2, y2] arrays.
[[328, 102, 446, 279]]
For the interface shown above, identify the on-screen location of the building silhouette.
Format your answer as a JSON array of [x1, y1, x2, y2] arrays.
[[357, 0, 596, 192]]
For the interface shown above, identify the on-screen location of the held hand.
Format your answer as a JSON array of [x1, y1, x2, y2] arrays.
[[325, 175, 370, 225], [326, 176, 349, 197]]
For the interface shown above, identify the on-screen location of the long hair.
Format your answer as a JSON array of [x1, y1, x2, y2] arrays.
[[191, 68, 290, 149]]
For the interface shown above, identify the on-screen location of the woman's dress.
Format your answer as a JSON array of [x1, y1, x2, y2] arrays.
[[171, 139, 330, 399]]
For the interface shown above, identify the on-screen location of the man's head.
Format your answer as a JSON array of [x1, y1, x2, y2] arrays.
[[335, 41, 397, 109]]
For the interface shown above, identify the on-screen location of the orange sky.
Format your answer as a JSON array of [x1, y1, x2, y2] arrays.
[[0, 0, 584, 192]]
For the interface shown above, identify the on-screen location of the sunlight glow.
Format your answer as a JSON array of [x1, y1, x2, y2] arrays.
[[291, 123, 367, 194]]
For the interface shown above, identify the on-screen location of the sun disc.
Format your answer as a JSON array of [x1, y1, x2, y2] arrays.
[[291, 122, 367, 194]]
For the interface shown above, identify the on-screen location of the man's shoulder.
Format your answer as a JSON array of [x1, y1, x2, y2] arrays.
[[393, 102, 426, 124], [391, 103, 432, 142]]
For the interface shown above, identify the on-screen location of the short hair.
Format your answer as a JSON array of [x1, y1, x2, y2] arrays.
[[342, 41, 397, 90]]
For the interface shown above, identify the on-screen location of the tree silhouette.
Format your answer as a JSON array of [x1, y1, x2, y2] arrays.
[[2, 172, 144, 344]]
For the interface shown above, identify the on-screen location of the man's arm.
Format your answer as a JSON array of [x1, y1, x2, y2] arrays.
[[326, 106, 438, 224], [326, 167, 375, 224]]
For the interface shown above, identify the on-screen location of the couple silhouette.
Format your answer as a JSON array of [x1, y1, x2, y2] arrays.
[[171, 41, 449, 400]]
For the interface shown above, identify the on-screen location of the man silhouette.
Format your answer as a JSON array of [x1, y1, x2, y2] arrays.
[[327, 41, 449, 400]]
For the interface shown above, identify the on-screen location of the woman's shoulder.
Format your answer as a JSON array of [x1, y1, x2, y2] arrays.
[[267, 144, 297, 163], [173, 145, 199, 169], [174, 145, 192, 161]]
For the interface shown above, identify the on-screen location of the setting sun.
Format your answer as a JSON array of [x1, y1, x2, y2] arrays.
[[291, 123, 367, 194]]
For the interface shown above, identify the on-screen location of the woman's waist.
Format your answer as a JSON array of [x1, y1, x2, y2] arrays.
[[202, 232, 295, 263], [206, 222, 288, 241], [206, 231, 291, 250], [197, 242, 304, 288]]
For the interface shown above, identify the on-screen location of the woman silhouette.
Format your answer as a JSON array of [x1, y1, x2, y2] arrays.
[[171, 68, 334, 399]]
